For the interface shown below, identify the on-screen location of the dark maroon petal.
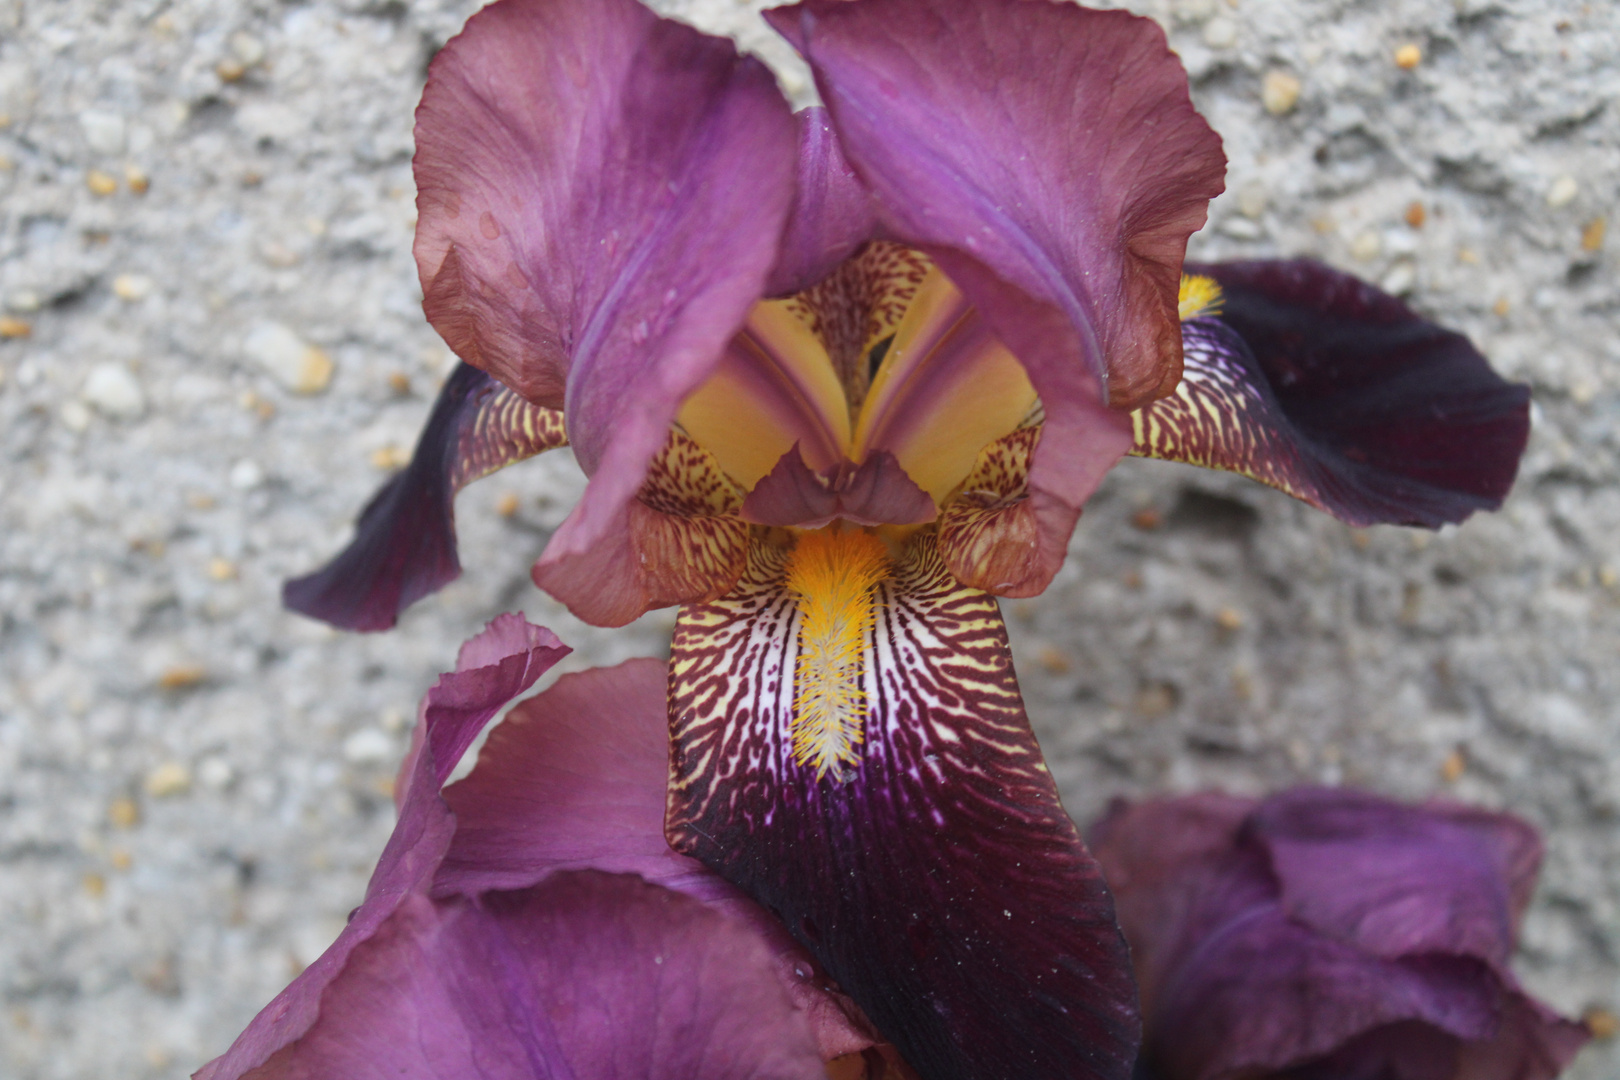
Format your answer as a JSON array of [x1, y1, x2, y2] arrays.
[[415, 0, 797, 628], [1160, 259, 1530, 527], [228, 872, 825, 1080], [197, 615, 567, 1080], [1249, 788, 1537, 970], [667, 533, 1137, 1080], [283, 363, 566, 631], [739, 447, 937, 529], [766, 107, 881, 298]]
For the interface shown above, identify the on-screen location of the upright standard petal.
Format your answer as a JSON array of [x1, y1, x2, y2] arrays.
[[768, 0, 1225, 594], [766, 107, 881, 298], [1090, 789, 1590, 1080], [1130, 263, 1531, 527], [414, 0, 798, 626], [666, 530, 1138, 1080], [283, 363, 566, 631], [198, 614, 567, 1080]]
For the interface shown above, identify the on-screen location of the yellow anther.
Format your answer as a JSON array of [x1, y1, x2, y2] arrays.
[[1178, 274, 1224, 321]]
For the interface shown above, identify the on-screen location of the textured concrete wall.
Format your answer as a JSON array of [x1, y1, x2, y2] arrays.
[[0, 0, 1614, 1075]]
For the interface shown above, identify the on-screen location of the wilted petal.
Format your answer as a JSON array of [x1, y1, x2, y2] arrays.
[[198, 614, 567, 1080], [415, 0, 797, 625], [768, 0, 1221, 594], [1131, 261, 1530, 527], [1091, 790, 1590, 1080], [231, 872, 825, 1080], [667, 531, 1137, 1080], [283, 363, 566, 631]]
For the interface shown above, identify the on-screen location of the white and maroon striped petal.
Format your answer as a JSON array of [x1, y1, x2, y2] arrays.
[[666, 530, 1137, 1080]]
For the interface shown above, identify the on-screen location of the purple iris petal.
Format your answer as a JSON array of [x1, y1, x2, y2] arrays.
[[1183, 259, 1530, 526], [283, 363, 566, 632], [198, 613, 568, 1079], [214, 871, 825, 1080], [766, 107, 881, 298], [768, 0, 1226, 596], [201, 623, 881, 1077], [1089, 788, 1590, 1080], [413, 0, 797, 627], [666, 533, 1138, 1080]]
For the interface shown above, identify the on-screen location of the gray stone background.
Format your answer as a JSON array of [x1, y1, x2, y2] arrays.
[[0, 0, 1615, 1075]]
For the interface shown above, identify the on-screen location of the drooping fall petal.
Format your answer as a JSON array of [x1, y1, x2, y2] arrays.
[[768, 0, 1224, 596], [413, 0, 797, 626], [666, 530, 1138, 1080], [1090, 789, 1590, 1080], [197, 614, 568, 1079], [1131, 261, 1531, 527], [283, 363, 566, 631]]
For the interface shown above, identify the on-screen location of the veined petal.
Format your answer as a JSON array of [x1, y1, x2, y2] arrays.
[[1131, 262, 1531, 527], [532, 430, 752, 627], [666, 530, 1138, 1080], [283, 363, 566, 631], [767, 0, 1224, 412], [415, 0, 797, 626]]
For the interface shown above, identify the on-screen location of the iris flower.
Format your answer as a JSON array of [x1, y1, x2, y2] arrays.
[[283, 0, 1530, 1075], [1090, 789, 1590, 1080]]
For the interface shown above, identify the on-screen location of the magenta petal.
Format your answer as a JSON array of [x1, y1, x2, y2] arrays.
[[415, 0, 797, 627], [765, 107, 881, 297], [1091, 790, 1591, 1080], [197, 615, 567, 1080], [768, 0, 1220, 595], [1249, 788, 1539, 970], [231, 872, 824, 1080], [435, 659, 699, 896], [1178, 259, 1530, 526], [435, 659, 880, 1062], [282, 364, 566, 632]]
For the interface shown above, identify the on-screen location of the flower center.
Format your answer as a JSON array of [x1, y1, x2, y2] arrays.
[[675, 244, 1038, 522], [782, 526, 892, 781]]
